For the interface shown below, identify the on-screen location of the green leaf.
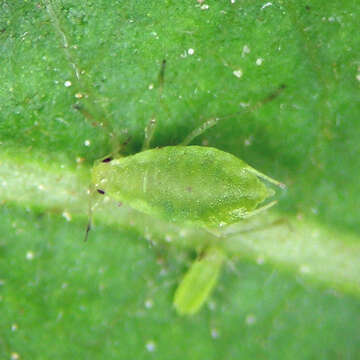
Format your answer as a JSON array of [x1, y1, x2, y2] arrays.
[[1, 0, 359, 358]]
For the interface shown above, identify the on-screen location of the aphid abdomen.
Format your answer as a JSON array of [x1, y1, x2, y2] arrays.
[[92, 146, 275, 227]]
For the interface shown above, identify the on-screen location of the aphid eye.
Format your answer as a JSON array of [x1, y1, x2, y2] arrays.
[[97, 189, 105, 195], [102, 157, 113, 163]]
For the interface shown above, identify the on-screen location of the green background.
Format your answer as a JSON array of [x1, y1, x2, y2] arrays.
[[1, 0, 359, 359]]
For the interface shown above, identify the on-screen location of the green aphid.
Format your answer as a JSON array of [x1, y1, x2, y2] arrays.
[[173, 246, 225, 316], [92, 145, 281, 229], [87, 60, 285, 315]]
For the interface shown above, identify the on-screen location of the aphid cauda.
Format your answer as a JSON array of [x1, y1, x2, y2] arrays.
[[86, 60, 285, 315]]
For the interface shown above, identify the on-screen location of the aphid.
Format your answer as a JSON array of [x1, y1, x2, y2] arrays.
[[91, 145, 282, 228], [86, 60, 285, 315], [173, 247, 225, 315]]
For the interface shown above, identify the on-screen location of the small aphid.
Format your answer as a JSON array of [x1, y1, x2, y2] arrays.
[[173, 247, 225, 315], [83, 60, 285, 314]]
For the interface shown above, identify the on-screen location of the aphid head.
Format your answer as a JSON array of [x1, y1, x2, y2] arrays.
[[91, 158, 116, 197]]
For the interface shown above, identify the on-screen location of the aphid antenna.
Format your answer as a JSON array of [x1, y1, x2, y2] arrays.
[[250, 83, 287, 112], [45, 0, 122, 155], [44, 0, 80, 80], [143, 59, 168, 151]]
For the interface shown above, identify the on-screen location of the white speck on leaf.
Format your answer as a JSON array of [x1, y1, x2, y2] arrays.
[[56, 311, 63, 321], [211, 328, 220, 338], [55, 117, 69, 126], [300, 264, 311, 274], [256, 58, 264, 66], [145, 340, 156, 352], [201, 4, 209, 10], [26, 251, 34, 260], [84, 140, 91, 147], [261, 2, 272, 10], [188, 48, 195, 55], [62, 211, 72, 221], [242, 45, 250, 57], [311, 207, 318, 214], [64, 80, 72, 87], [233, 69, 243, 78], [207, 300, 216, 310], [244, 136, 253, 146], [76, 157, 85, 164], [245, 314, 257, 325]]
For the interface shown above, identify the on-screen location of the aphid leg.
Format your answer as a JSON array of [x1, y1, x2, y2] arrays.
[[241, 200, 278, 219], [74, 102, 123, 157], [180, 117, 222, 146], [223, 217, 290, 239], [142, 60, 167, 150], [84, 184, 100, 242], [204, 227, 223, 238], [143, 117, 157, 151], [111, 135, 132, 158], [180, 84, 287, 146], [245, 166, 286, 189], [84, 186, 94, 242], [158, 59, 166, 95], [233, 217, 291, 235]]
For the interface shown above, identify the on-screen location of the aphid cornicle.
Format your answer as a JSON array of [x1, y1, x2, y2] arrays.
[[87, 60, 285, 315]]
